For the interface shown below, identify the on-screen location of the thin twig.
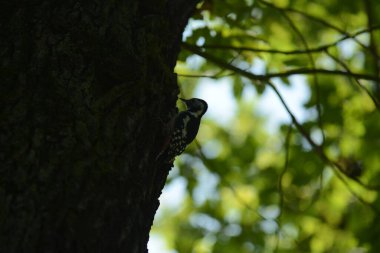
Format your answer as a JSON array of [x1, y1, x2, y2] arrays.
[[257, 0, 379, 55], [182, 41, 380, 213], [278, 9, 325, 145], [324, 50, 380, 110], [275, 125, 292, 253], [200, 27, 379, 56], [364, 0, 380, 98], [267, 80, 380, 213], [178, 72, 235, 79], [177, 48, 243, 79], [182, 43, 379, 82]]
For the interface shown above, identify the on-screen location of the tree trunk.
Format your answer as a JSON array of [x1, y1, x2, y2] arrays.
[[0, 1, 199, 252]]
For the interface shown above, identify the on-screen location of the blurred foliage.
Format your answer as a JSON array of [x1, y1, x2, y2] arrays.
[[152, 0, 380, 252]]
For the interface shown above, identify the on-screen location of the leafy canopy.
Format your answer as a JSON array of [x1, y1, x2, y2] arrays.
[[152, 0, 380, 252]]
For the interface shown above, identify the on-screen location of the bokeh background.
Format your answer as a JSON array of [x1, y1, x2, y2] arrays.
[[149, 0, 380, 252]]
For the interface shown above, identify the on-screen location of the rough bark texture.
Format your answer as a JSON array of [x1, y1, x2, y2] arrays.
[[0, 0, 199, 252]]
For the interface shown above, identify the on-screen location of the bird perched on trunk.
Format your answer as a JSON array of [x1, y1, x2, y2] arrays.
[[157, 98, 208, 163]]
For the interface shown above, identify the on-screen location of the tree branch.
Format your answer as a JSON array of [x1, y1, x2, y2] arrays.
[[364, 0, 380, 98], [324, 50, 380, 111], [257, 0, 378, 55], [182, 43, 379, 82], [275, 125, 292, 252], [278, 8, 325, 145], [199, 27, 380, 55], [267, 81, 380, 213], [182, 31, 380, 213]]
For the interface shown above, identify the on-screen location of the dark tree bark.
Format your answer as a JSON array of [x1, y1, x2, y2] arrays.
[[0, 0, 200, 252]]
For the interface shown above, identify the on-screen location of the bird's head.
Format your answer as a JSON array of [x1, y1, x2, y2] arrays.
[[180, 98, 208, 117]]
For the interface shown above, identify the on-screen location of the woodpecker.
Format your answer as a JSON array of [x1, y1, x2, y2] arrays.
[[158, 98, 208, 163]]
